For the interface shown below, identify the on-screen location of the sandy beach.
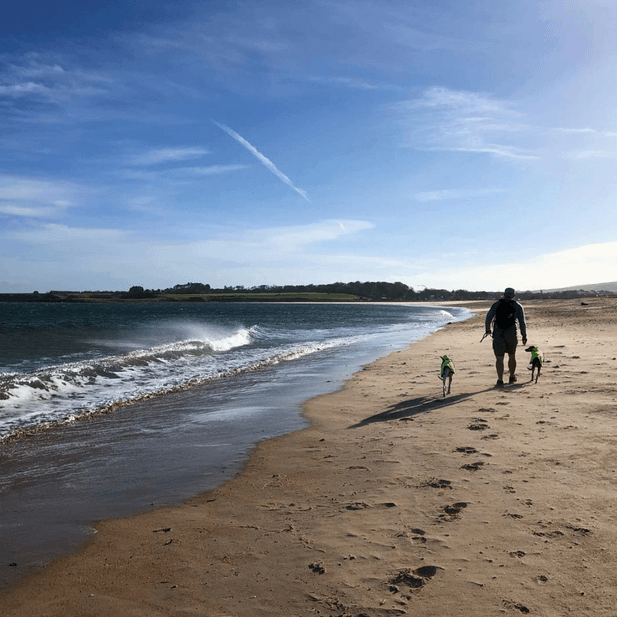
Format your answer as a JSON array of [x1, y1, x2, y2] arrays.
[[2, 297, 617, 616]]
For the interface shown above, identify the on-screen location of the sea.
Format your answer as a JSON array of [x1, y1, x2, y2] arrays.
[[0, 301, 471, 591]]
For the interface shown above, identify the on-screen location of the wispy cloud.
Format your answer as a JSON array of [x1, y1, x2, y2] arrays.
[[213, 121, 310, 201], [0, 204, 60, 217], [400, 86, 617, 162], [0, 82, 53, 97], [118, 164, 248, 183], [1, 56, 113, 104], [407, 87, 512, 114], [129, 147, 210, 166], [8, 62, 66, 78], [0, 174, 79, 219], [550, 127, 617, 138], [178, 165, 248, 176], [545, 125, 617, 160], [10, 223, 130, 246], [399, 86, 538, 160]]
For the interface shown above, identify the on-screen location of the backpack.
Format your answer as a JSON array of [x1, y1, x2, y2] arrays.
[[494, 298, 516, 330]]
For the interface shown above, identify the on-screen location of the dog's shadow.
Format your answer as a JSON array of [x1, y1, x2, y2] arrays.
[[348, 388, 494, 429]]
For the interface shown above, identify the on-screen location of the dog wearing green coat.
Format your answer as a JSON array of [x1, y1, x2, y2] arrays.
[[440, 355, 455, 397], [525, 345, 543, 383]]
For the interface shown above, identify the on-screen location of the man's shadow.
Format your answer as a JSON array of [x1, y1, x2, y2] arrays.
[[348, 387, 495, 429]]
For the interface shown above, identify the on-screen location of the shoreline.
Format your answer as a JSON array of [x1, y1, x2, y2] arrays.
[[2, 298, 617, 615], [0, 303, 464, 595]]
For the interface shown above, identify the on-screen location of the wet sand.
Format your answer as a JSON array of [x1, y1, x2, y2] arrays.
[[2, 297, 617, 616]]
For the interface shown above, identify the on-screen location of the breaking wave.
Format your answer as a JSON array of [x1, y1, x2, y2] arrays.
[[0, 325, 343, 441]]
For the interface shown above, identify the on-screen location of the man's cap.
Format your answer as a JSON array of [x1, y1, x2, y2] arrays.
[[504, 287, 515, 297]]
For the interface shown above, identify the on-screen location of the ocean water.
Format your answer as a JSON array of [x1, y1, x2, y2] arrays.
[[0, 301, 469, 441], [0, 301, 470, 590]]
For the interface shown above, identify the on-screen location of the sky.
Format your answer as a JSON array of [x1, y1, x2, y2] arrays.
[[1, 0, 617, 293]]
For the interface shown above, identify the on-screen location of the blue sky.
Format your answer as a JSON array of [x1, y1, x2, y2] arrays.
[[2, 0, 616, 292]]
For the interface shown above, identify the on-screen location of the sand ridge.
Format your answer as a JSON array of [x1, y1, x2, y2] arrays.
[[1, 298, 617, 616]]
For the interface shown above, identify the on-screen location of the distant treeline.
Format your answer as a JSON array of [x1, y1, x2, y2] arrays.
[[1, 281, 614, 303], [122, 281, 615, 301], [149, 281, 615, 300], [157, 281, 485, 301]]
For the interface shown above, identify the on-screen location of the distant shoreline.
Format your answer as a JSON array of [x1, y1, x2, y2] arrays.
[[0, 292, 479, 304], [1, 289, 611, 304]]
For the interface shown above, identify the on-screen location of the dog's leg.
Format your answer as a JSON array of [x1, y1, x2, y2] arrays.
[[442, 367, 452, 396]]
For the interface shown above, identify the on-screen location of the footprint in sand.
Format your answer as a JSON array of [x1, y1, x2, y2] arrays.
[[444, 502, 468, 515], [308, 561, 326, 574], [389, 565, 441, 592], [423, 478, 453, 489], [343, 501, 398, 511], [439, 502, 468, 521], [455, 446, 478, 454], [533, 529, 564, 538], [409, 528, 427, 543], [461, 461, 485, 471], [503, 600, 530, 614], [345, 502, 371, 510], [566, 525, 591, 534]]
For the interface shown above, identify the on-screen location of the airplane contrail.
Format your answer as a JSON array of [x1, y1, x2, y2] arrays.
[[213, 121, 310, 202]]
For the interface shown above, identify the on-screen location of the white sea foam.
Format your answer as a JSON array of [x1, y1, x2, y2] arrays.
[[0, 333, 343, 440], [208, 327, 253, 351]]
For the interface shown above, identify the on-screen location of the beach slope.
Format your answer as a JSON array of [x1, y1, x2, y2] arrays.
[[2, 298, 617, 616]]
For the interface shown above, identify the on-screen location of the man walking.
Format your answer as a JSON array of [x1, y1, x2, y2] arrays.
[[485, 288, 527, 387]]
